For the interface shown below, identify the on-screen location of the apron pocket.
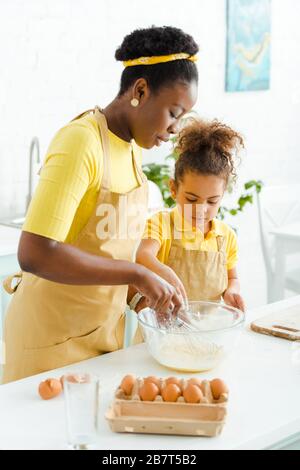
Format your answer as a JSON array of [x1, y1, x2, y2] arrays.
[[23, 325, 106, 378]]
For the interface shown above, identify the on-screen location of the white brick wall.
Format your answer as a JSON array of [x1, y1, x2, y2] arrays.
[[1, 0, 299, 221], [1, 1, 300, 305]]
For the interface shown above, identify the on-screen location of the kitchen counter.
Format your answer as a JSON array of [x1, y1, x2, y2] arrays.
[[0, 225, 21, 257], [0, 296, 300, 450]]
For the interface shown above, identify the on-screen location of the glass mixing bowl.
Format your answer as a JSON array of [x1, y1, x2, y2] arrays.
[[137, 301, 245, 372]]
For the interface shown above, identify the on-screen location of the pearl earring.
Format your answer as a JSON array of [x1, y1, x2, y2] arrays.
[[130, 98, 139, 108]]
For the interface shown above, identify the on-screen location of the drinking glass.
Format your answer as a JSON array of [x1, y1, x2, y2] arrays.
[[64, 372, 100, 449]]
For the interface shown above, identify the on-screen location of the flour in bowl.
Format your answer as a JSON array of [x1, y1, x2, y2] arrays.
[[151, 333, 225, 372]]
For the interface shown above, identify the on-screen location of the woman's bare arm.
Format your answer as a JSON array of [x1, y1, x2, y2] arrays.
[[18, 231, 183, 314]]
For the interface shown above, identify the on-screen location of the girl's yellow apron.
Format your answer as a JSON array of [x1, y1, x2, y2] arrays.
[[2, 107, 148, 383], [166, 214, 228, 301]]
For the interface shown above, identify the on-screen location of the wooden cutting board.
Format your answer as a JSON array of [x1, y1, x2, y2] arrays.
[[251, 305, 300, 341]]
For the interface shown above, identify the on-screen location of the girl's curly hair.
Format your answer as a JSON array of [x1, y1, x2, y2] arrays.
[[174, 119, 244, 186]]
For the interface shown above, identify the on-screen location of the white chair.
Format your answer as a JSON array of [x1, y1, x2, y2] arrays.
[[257, 184, 300, 303]]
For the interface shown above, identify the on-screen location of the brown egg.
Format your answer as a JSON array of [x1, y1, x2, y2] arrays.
[[165, 377, 181, 387], [60, 375, 65, 388], [60, 373, 83, 388], [144, 376, 161, 391], [38, 378, 62, 400], [120, 374, 136, 396], [187, 378, 202, 389], [210, 379, 229, 400], [187, 378, 207, 396], [161, 383, 181, 402], [183, 383, 203, 404], [139, 382, 159, 401]]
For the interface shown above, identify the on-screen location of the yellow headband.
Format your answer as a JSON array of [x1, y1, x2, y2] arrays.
[[123, 53, 198, 67]]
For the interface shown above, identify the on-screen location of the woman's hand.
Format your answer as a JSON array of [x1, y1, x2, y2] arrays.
[[127, 284, 148, 313], [135, 295, 149, 313], [134, 266, 183, 316], [223, 289, 246, 312], [135, 239, 187, 304], [156, 265, 187, 304]]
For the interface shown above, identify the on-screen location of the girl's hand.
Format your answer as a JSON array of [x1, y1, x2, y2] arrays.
[[223, 289, 246, 313], [135, 239, 187, 306]]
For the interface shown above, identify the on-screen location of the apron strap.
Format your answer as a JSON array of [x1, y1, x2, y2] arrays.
[[93, 106, 112, 189], [61, 106, 145, 190], [3, 272, 23, 295], [131, 144, 147, 186], [93, 106, 146, 189], [71, 108, 95, 122], [38, 108, 97, 176]]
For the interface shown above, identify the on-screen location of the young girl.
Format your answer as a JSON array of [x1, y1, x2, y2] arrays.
[[136, 119, 245, 312]]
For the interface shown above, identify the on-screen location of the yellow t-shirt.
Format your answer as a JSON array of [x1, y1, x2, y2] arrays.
[[143, 207, 238, 270], [23, 113, 142, 243]]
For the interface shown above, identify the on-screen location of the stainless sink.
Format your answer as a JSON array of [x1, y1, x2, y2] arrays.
[[0, 216, 25, 229], [1, 137, 40, 231]]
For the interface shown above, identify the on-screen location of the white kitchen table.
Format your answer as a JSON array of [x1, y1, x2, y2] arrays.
[[0, 296, 300, 451], [270, 222, 300, 301]]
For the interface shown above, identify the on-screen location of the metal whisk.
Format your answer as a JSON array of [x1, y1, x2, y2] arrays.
[[167, 309, 202, 354]]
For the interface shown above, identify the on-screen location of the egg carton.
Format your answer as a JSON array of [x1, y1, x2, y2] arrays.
[[105, 377, 228, 437]]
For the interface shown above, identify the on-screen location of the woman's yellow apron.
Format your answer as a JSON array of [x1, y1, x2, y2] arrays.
[[166, 214, 228, 301], [2, 107, 148, 383]]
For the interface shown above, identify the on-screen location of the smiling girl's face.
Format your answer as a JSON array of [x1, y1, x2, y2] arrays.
[[170, 171, 226, 233]]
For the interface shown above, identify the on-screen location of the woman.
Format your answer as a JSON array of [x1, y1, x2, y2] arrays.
[[2, 26, 199, 383]]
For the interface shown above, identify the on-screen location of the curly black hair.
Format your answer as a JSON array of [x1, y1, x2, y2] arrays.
[[115, 26, 199, 95], [174, 119, 244, 186]]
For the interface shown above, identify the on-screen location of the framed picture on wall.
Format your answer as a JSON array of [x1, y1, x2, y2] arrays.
[[226, 0, 271, 92]]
